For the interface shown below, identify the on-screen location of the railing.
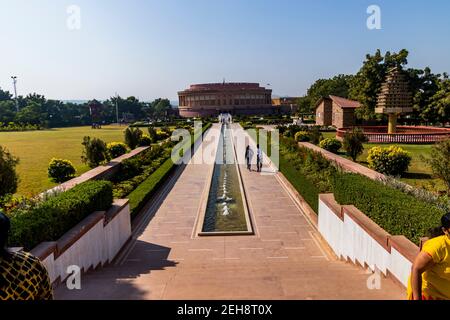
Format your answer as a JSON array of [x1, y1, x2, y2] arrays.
[[336, 126, 450, 144]]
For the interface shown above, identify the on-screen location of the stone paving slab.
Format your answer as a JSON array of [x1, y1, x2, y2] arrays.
[[55, 123, 405, 300]]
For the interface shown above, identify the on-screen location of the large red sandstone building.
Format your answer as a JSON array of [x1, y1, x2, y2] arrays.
[[178, 82, 274, 117]]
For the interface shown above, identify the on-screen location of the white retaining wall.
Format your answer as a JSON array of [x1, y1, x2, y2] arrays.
[[318, 194, 418, 287], [33, 200, 131, 284]]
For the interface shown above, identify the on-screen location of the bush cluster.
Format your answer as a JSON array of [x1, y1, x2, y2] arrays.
[[47, 158, 76, 182], [112, 145, 172, 199], [367, 145, 412, 176], [81, 136, 109, 168], [319, 138, 342, 154], [294, 131, 310, 142], [107, 142, 128, 159], [139, 134, 152, 146], [124, 127, 143, 149], [0, 122, 42, 132], [0, 145, 19, 197]]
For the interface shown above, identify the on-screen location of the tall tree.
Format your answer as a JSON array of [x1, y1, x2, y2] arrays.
[[349, 49, 409, 120], [406, 67, 442, 122], [0, 88, 12, 101], [297, 74, 354, 114], [428, 79, 450, 124]]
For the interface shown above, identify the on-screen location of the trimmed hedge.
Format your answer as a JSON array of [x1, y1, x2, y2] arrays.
[[8, 180, 113, 250], [332, 172, 444, 244], [280, 154, 320, 212], [128, 157, 175, 217]]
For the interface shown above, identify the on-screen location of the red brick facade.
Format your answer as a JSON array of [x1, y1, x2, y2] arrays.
[[178, 82, 274, 117]]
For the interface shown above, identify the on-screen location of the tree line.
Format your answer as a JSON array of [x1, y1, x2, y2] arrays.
[[0, 90, 173, 128], [297, 49, 450, 125]]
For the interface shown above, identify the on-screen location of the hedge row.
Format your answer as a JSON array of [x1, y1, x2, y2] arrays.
[[278, 136, 336, 213], [128, 157, 175, 217], [277, 135, 445, 244], [127, 122, 212, 217], [8, 180, 113, 250], [280, 154, 320, 212], [332, 172, 444, 244]]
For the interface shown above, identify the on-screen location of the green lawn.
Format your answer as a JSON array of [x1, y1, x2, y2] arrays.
[[0, 125, 126, 196], [320, 131, 445, 192]]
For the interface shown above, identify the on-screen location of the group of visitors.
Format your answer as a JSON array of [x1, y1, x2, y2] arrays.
[[244, 144, 262, 172]]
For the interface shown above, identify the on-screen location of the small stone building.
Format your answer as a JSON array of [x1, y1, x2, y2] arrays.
[[315, 95, 360, 128]]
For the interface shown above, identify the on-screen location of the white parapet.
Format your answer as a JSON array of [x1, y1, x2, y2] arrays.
[[31, 199, 131, 284], [317, 194, 418, 288]]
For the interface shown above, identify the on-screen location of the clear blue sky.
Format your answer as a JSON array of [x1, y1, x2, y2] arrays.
[[1, 0, 450, 101]]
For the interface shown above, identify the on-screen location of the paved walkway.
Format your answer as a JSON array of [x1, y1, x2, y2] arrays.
[[56, 124, 404, 300]]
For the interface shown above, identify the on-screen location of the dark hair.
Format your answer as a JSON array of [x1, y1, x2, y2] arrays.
[[428, 212, 450, 239], [0, 211, 10, 258]]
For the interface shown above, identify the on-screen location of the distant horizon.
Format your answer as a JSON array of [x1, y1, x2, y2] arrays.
[[1, 1, 450, 101]]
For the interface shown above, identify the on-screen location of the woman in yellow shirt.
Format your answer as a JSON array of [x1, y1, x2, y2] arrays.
[[408, 213, 450, 300]]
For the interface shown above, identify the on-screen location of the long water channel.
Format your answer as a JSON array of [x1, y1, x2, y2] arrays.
[[201, 122, 250, 233]]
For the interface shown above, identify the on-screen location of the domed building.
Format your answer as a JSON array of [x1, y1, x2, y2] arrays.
[[177, 82, 274, 117]]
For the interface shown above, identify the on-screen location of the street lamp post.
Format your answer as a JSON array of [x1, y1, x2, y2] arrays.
[[11, 76, 19, 112]]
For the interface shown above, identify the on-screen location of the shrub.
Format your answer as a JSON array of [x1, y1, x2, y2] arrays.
[[425, 139, 450, 194], [81, 136, 109, 168], [343, 127, 368, 161], [139, 134, 152, 146], [0, 146, 19, 197], [116, 157, 143, 182], [319, 138, 342, 154], [332, 172, 444, 244], [157, 131, 170, 140], [148, 126, 158, 142], [367, 145, 411, 176], [107, 142, 128, 159], [124, 127, 143, 149], [47, 158, 76, 182], [8, 180, 113, 250], [282, 125, 305, 138], [308, 126, 323, 145], [294, 131, 310, 142]]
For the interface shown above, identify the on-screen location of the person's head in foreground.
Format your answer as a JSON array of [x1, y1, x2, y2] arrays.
[[0, 210, 53, 300], [408, 212, 450, 300]]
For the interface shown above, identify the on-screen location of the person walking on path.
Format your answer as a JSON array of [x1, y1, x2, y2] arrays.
[[245, 145, 253, 171], [256, 144, 262, 172], [0, 211, 53, 300], [407, 212, 450, 300]]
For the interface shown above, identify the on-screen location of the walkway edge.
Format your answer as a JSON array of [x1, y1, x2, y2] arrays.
[[275, 172, 338, 260]]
